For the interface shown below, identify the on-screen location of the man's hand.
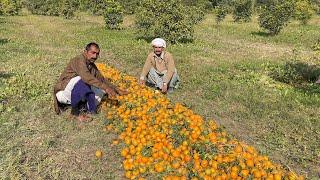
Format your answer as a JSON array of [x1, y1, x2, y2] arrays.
[[161, 83, 168, 93], [139, 79, 145, 85], [116, 88, 129, 96], [105, 88, 117, 98]]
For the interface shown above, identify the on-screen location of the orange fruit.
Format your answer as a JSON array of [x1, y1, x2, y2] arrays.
[[240, 169, 249, 177], [154, 164, 164, 173], [95, 150, 103, 158]]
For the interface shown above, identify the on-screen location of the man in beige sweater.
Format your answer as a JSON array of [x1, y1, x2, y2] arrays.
[[139, 38, 180, 93]]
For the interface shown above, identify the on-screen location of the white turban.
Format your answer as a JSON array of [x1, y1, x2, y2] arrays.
[[151, 38, 166, 48]]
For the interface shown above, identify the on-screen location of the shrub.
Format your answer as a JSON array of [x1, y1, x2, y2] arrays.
[[258, 0, 295, 35], [0, 0, 22, 15], [118, 0, 139, 14], [103, 0, 123, 29], [269, 61, 320, 85], [215, 5, 228, 24], [214, 0, 231, 24], [312, 39, 320, 52], [25, 0, 78, 18], [183, 0, 214, 11], [86, 0, 108, 15], [188, 6, 206, 24], [60, 0, 79, 19], [232, 0, 253, 22], [25, 0, 61, 16], [135, 0, 194, 44], [294, 0, 314, 25], [310, 0, 320, 14], [209, 0, 225, 8]]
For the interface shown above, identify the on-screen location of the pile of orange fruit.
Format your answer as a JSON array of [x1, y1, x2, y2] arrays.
[[96, 63, 303, 180]]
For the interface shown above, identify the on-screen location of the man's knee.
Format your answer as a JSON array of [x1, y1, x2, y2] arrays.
[[91, 86, 106, 105], [56, 91, 71, 104]]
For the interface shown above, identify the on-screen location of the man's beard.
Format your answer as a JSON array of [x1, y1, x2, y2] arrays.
[[155, 51, 162, 55], [89, 58, 97, 63]]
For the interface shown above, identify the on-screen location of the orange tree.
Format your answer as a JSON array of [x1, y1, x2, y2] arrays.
[[96, 63, 303, 180]]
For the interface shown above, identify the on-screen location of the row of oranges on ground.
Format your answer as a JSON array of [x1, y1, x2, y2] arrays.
[[96, 63, 303, 180]]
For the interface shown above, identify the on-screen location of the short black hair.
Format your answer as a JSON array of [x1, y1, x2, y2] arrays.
[[85, 42, 100, 51]]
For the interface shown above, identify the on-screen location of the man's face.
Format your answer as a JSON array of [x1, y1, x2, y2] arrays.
[[153, 46, 164, 55], [85, 46, 100, 63]]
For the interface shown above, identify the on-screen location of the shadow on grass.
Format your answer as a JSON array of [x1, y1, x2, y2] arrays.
[[251, 31, 273, 37], [0, 38, 9, 45], [136, 36, 193, 45], [0, 72, 14, 79], [269, 61, 320, 94]]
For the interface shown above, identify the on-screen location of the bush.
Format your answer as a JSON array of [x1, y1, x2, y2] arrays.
[[85, 0, 108, 15], [183, 0, 214, 11], [312, 39, 320, 52], [232, 0, 253, 22], [258, 0, 295, 35], [25, 0, 78, 18], [215, 5, 228, 24], [135, 0, 194, 44], [103, 0, 123, 29], [209, 0, 226, 8], [60, 0, 79, 19], [294, 0, 314, 25], [269, 61, 320, 85], [310, 0, 320, 14], [0, 0, 22, 15], [214, 0, 232, 24], [118, 0, 139, 14], [25, 0, 60, 16], [188, 6, 206, 24]]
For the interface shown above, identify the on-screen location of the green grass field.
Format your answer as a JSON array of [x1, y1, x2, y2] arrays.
[[1, 11, 319, 179]]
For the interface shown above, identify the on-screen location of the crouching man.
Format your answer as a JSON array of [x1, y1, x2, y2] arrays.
[[139, 38, 180, 93], [53, 42, 127, 122]]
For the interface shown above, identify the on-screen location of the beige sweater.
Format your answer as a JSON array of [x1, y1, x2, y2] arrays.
[[140, 51, 176, 83]]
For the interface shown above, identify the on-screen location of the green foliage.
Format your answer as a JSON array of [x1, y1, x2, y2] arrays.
[[213, 0, 232, 24], [312, 38, 320, 53], [103, 0, 123, 29], [25, 0, 60, 16], [183, 0, 214, 11], [215, 5, 228, 24], [60, 0, 79, 19], [310, 0, 320, 14], [209, 0, 227, 8], [258, 0, 295, 35], [188, 6, 206, 24], [269, 60, 320, 85], [118, 0, 139, 14], [135, 0, 194, 44], [0, 0, 22, 15], [85, 0, 108, 15], [232, 0, 253, 22], [294, 0, 314, 25], [177, 0, 208, 24], [25, 0, 78, 18]]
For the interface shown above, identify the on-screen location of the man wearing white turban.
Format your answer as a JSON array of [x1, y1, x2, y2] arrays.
[[139, 38, 180, 93]]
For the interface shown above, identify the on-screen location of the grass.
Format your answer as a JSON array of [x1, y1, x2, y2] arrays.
[[1, 12, 320, 179]]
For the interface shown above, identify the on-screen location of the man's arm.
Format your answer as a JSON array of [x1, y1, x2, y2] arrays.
[[94, 66, 128, 95], [71, 59, 109, 90], [164, 52, 175, 84], [94, 64, 118, 90], [139, 53, 153, 84]]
